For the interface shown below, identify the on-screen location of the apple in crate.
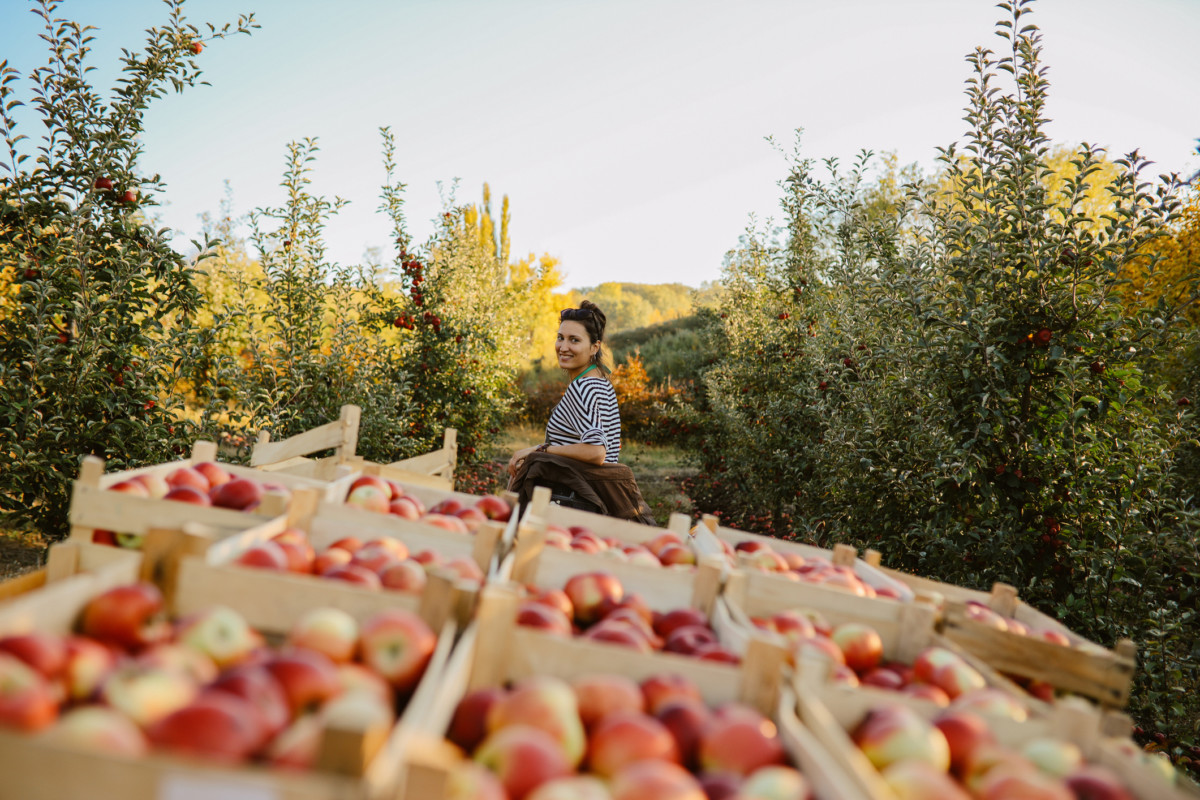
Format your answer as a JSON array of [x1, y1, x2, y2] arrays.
[[41, 706, 149, 756], [235, 540, 289, 571], [933, 709, 996, 777], [655, 697, 712, 770], [448, 686, 508, 753], [99, 662, 198, 728], [80, 582, 170, 651], [62, 635, 119, 702], [447, 761, 508, 800], [107, 479, 149, 498], [288, 607, 359, 664], [380, 559, 427, 594], [699, 704, 787, 776], [570, 673, 645, 730], [132, 472, 169, 498], [476, 494, 511, 521], [0, 653, 60, 732], [147, 691, 267, 764], [264, 649, 341, 717], [609, 759, 706, 800], [0, 632, 67, 681], [176, 605, 264, 669], [359, 608, 436, 693], [165, 467, 209, 493], [487, 674, 587, 767], [193, 461, 231, 488], [851, 703, 951, 772], [525, 776, 610, 800], [881, 760, 970, 800], [209, 663, 291, 740], [516, 601, 573, 638], [641, 673, 703, 714], [346, 484, 390, 514], [313, 547, 353, 575], [163, 485, 212, 506], [389, 496, 422, 519], [831, 621, 884, 673], [587, 710, 680, 777], [563, 571, 624, 626], [474, 725, 573, 800]]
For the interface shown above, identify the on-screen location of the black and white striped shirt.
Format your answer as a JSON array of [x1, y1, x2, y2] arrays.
[[545, 377, 621, 463]]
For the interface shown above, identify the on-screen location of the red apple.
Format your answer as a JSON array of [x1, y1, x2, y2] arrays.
[[641, 673, 703, 714], [327, 536, 363, 554], [664, 625, 718, 655], [1063, 764, 1134, 800], [146, 691, 266, 764], [912, 647, 964, 684], [389, 496, 423, 519], [235, 540, 290, 571], [583, 620, 654, 653], [346, 484, 390, 514], [516, 601, 574, 637], [193, 461, 231, 489], [655, 697, 712, 769], [588, 710, 680, 777], [448, 761, 510, 800], [358, 608, 436, 692], [792, 635, 846, 667], [699, 772, 744, 800], [135, 642, 219, 686], [313, 547, 353, 575], [654, 607, 710, 639], [861, 666, 906, 691], [443, 556, 486, 586], [901, 683, 952, 706], [475, 494, 512, 521], [323, 563, 383, 589], [349, 475, 392, 497], [698, 704, 786, 776], [659, 544, 697, 566], [563, 572, 624, 626], [264, 713, 322, 769], [570, 673, 645, 730], [0, 632, 67, 680], [350, 541, 405, 573], [646, 533, 684, 557], [455, 507, 488, 531], [274, 539, 315, 573], [448, 686, 507, 753], [964, 601, 1009, 632], [208, 663, 291, 740], [609, 759, 706, 800], [131, 472, 169, 499], [487, 674, 587, 767], [831, 622, 884, 674], [163, 485, 212, 505], [108, 479, 149, 497], [930, 660, 987, 700], [422, 513, 470, 533], [80, 582, 169, 651], [165, 467, 209, 493], [380, 559, 428, 594], [978, 762, 1074, 800], [0, 653, 59, 732], [474, 725, 573, 800], [530, 587, 575, 620], [934, 709, 996, 776], [264, 649, 341, 717], [525, 775, 610, 800]]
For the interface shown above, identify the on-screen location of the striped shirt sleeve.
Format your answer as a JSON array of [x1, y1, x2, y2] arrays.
[[544, 377, 622, 463]]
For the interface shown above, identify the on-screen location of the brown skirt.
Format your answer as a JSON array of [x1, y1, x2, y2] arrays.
[[507, 452, 657, 526]]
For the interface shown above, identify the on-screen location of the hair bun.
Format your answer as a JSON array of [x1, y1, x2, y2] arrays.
[[579, 300, 607, 337]]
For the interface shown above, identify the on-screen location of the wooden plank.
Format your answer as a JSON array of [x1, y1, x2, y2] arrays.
[[0, 567, 47, 602], [388, 448, 451, 476], [252, 418, 348, 467], [776, 685, 874, 800]]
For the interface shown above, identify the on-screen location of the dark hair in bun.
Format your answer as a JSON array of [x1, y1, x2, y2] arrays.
[[559, 300, 610, 374]]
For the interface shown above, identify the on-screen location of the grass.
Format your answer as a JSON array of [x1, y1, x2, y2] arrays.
[[487, 423, 696, 526], [1, 523, 48, 581]]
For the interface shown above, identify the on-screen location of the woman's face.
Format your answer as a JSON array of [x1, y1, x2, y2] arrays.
[[556, 320, 598, 373]]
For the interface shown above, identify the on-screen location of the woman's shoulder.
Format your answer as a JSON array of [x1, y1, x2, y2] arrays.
[[569, 376, 617, 399]]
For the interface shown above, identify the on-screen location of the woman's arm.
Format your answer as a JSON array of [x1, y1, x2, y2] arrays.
[[507, 441, 607, 477]]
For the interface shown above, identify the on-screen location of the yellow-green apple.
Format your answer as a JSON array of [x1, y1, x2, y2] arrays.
[[80, 582, 169, 651], [655, 697, 712, 769], [977, 762, 1074, 800], [588, 710, 680, 776], [146, 691, 266, 764], [831, 622, 884, 673], [1021, 737, 1083, 778], [289, 607, 359, 663], [851, 704, 951, 771], [641, 673, 703, 714], [209, 663, 291, 739], [163, 485, 212, 505], [881, 760, 971, 800], [0, 632, 67, 681], [947, 687, 1028, 722], [380, 559, 428, 594], [654, 608, 709, 639], [136, 642, 219, 686], [699, 704, 786, 776], [264, 649, 341, 717], [525, 775, 610, 800], [320, 685, 395, 730], [176, 605, 263, 668], [358, 608, 436, 693], [193, 461, 231, 488], [99, 662, 198, 727], [487, 674, 586, 767], [475, 494, 512, 522], [389, 496, 422, 519], [609, 759, 706, 800], [346, 484, 390, 514], [448, 686, 507, 753], [323, 563, 383, 589], [131, 472, 169, 499], [447, 761, 509, 800], [235, 540, 289, 571], [40, 706, 148, 756], [0, 653, 59, 731], [62, 635, 118, 702], [264, 712, 322, 769], [570, 673, 644, 730], [564, 572, 624, 626], [740, 765, 813, 800], [475, 724, 574, 800], [933, 709, 995, 776], [1063, 764, 1135, 800], [313, 546, 353, 575], [516, 601, 574, 637]]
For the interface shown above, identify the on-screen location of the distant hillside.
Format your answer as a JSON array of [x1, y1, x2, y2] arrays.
[[570, 282, 696, 333], [607, 312, 718, 385]]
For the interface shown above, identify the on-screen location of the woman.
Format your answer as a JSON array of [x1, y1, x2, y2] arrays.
[[507, 300, 621, 477]]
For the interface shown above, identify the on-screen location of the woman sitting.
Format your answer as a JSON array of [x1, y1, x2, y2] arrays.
[[507, 301, 654, 523]]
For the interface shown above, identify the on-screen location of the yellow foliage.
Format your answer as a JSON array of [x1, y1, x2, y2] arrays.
[[1117, 185, 1200, 323]]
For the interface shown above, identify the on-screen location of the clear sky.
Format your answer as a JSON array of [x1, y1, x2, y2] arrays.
[[2, 0, 1198, 289]]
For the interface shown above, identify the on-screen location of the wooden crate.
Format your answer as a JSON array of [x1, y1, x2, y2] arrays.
[[793, 666, 1195, 800], [873, 558, 1136, 708], [1, 536, 148, 605], [67, 441, 355, 544], [253, 404, 457, 491], [691, 514, 915, 601], [521, 484, 697, 552], [0, 542, 459, 800], [397, 582, 872, 800]]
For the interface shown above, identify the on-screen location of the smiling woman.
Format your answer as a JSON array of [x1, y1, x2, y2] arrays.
[[507, 301, 654, 524]]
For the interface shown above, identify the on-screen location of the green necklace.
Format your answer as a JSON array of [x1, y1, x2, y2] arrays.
[[572, 364, 597, 382]]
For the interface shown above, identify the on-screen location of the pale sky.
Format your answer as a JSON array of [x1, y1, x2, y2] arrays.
[[2, 0, 1198, 289]]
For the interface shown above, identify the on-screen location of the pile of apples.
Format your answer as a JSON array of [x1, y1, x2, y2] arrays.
[[850, 703, 1147, 799], [233, 527, 486, 594], [95, 462, 292, 547], [543, 526, 698, 569], [443, 670, 811, 800], [722, 538, 904, 600], [0, 582, 436, 769], [343, 475, 511, 533], [959, 600, 1079, 649], [515, 571, 740, 664], [751, 610, 1039, 713]]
